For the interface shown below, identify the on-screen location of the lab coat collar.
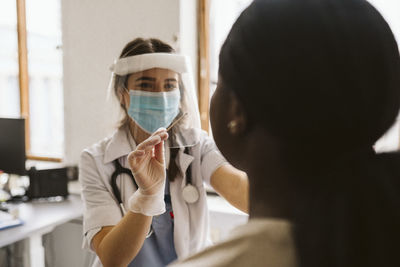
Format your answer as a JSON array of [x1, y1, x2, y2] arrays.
[[103, 126, 137, 164], [176, 148, 194, 189], [170, 148, 194, 259]]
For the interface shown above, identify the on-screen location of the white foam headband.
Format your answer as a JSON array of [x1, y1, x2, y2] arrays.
[[109, 53, 189, 76]]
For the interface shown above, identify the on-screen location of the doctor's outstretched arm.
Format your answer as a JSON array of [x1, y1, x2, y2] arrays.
[[210, 164, 249, 213], [92, 129, 169, 267]]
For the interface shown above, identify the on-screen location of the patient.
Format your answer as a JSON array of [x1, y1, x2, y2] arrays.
[[171, 0, 400, 266]]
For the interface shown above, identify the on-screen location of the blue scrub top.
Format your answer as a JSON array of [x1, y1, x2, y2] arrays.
[[128, 180, 177, 267]]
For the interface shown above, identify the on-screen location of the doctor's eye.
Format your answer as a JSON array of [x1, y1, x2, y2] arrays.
[[164, 83, 177, 90], [136, 83, 154, 89]]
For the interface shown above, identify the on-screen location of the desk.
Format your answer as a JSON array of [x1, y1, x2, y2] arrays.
[[0, 187, 245, 266], [0, 194, 83, 267]]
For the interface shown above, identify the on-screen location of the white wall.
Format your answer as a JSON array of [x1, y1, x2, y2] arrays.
[[179, 0, 198, 90], [62, 0, 197, 164]]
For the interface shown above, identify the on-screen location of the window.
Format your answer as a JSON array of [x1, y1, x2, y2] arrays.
[[0, 1, 19, 118], [198, 0, 252, 132], [0, 0, 64, 160], [209, 0, 252, 96]]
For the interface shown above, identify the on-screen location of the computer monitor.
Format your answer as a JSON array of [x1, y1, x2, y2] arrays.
[[0, 118, 26, 175]]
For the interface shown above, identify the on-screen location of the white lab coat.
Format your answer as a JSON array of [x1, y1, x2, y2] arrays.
[[79, 126, 227, 266]]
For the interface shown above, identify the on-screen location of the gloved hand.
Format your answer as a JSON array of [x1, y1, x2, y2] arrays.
[[127, 128, 169, 216]]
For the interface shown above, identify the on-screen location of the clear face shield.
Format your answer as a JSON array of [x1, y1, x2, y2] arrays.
[[108, 53, 201, 148]]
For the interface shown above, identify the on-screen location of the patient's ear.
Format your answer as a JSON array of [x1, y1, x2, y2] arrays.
[[226, 90, 247, 136]]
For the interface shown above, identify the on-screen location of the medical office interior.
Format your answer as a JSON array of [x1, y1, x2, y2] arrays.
[[0, 0, 399, 266]]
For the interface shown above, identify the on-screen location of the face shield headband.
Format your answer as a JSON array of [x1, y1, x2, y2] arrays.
[[109, 53, 189, 75]]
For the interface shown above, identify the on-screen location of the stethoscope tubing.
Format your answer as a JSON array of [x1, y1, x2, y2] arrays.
[[111, 147, 196, 215]]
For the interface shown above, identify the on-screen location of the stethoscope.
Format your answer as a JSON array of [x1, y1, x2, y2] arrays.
[[110, 147, 200, 217]]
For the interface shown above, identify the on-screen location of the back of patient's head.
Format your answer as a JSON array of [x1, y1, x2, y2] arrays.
[[219, 0, 400, 266], [220, 0, 400, 153]]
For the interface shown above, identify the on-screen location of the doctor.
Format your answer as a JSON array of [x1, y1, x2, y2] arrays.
[[79, 38, 248, 267]]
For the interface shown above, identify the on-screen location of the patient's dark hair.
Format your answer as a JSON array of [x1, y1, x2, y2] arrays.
[[220, 0, 400, 266]]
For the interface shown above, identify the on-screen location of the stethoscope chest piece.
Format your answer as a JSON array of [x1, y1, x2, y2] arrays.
[[182, 184, 199, 204]]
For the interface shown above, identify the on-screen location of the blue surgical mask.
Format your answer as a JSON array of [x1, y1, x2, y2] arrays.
[[128, 89, 181, 133]]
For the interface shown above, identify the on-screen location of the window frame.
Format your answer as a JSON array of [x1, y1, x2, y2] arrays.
[[198, 0, 211, 133], [15, 0, 62, 162]]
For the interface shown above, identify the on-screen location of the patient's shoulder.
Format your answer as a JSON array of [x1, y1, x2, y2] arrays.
[[170, 219, 297, 267]]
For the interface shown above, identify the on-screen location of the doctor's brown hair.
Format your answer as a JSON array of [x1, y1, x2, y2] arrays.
[[114, 38, 180, 181]]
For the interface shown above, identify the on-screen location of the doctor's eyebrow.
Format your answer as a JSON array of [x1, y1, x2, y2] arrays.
[[136, 77, 156, 82], [164, 78, 178, 82]]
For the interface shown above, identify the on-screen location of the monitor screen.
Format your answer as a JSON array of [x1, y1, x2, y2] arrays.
[[0, 118, 26, 175]]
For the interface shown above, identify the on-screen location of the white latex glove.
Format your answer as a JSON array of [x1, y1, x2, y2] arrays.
[[127, 128, 169, 216]]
